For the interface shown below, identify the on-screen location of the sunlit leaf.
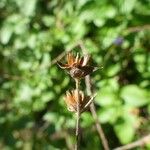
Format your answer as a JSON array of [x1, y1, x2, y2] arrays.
[[121, 85, 149, 107]]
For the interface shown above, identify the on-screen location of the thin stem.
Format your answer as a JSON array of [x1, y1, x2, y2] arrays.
[[113, 134, 150, 150], [85, 76, 110, 150], [75, 79, 80, 150], [79, 40, 110, 150]]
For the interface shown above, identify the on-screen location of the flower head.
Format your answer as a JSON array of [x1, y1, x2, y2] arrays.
[[57, 52, 97, 79], [64, 90, 93, 112], [113, 37, 124, 46]]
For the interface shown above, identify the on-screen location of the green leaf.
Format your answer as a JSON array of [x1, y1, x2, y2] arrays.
[[121, 85, 149, 107], [0, 24, 13, 44], [106, 64, 121, 77], [114, 118, 135, 144], [98, 107, 119, 124], [69, 19, 86, 39], [42, 16, 55, 27], [18, 84, 33, 101], [117, 0, 137, 14], [146, 143, 150, 150], [33, 99, 45, 111], [43, 112, 58, 123], [133, 53, 146, 73], [41, 92, 54, 103], [95, 87, 118, 106], [114, 106, 138, 144], [84, 39, 99, 53], [16, 0, 37, 16], [80, 5, 116, 23], [82, 113, 93, 127]]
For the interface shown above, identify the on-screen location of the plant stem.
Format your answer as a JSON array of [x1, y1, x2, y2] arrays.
[[75, 79, 80, 150], [85, 76, 110, 150], [114, 134, 150, 150], [79, 40, 110, 150]]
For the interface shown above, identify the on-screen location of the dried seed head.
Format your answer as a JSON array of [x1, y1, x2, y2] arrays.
[[64, 90, 94, 113], [69, 66, 97, 79], [57, 52, 97, 79]]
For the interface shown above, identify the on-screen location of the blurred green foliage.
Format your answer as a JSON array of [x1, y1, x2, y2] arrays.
[[0, 0, 150, 149]]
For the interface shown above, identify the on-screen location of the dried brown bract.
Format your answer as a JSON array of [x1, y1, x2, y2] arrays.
[[57, 52, 97, 79], [65, 90, 94, 113]]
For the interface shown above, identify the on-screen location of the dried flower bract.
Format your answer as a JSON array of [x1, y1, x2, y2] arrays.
[[57, 52, 97, 79], [65, 90, 93, 113]]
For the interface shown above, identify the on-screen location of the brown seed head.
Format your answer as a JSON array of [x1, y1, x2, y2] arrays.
[[57, 52, 97, 79], [64, 90, 92, 112]]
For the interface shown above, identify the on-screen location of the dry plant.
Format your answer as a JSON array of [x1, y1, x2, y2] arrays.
[[57, 52, 97, 150]]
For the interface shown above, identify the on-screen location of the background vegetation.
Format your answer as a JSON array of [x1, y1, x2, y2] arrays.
[[0, 0, 150, 149]]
